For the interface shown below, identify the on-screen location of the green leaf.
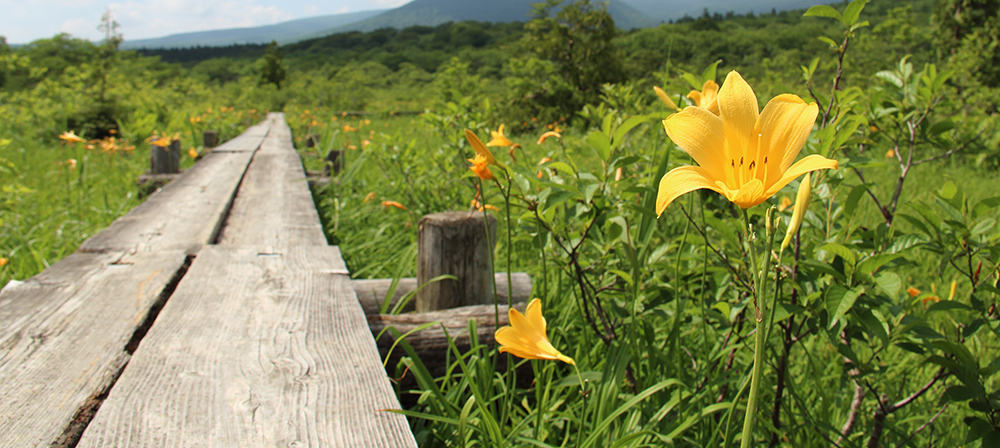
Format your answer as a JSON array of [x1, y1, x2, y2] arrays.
[[586, 131, 611, 161], [856, 253, 902, 277], [896, 342, 925, 354], [857, 308, 889, 347], [804, 4, 842, 20], [829, 286, 863, 329], [874, 271, 901, 298], [971, 217, 995, 236], [612, 115, 652, 149], [818, 242, 857, 267], [943, 385, 980, 402], [929, 120, 955, 136], [841, 0, 868, 26], [608, 269, 634, 286], [681, 71, 703, 90], [701, 60, 721, 85], [926, 301, 972, 313], [545, 161, 576, 176], [973, 197, 1000, 219], [938, 180, 958, 200], [511, 170, 531, 193], [964, 416, 992, 443], [543, 189, 579, 212], [849, 20, 870, 32], [772, 302, 804, 323], [817, 36, 839, 48], [843, 184, 869, 218]]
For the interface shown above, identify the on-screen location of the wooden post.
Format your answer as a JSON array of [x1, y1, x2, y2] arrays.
[[203, 130, 218, 149], [150, 139, 181, 174], [416, 211, 497, 312], [305, 134, 318, 148], [324, 150, 343, 176]]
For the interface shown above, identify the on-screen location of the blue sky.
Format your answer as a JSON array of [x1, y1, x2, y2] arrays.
[[1, 0, 411, 44]]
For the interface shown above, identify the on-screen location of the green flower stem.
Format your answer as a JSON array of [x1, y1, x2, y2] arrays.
[[739, 208, 777, 448], [574, 364, 588, 448]]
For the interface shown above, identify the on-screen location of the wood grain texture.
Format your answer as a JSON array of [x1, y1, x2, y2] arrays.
[[416, 211, 498, 312], [211, 121, 271, 153], [78, 246, 416, 448], [0, 250, 187, 447], [354, 272, 533, 315], [79, 150, 257, 254], [218, 113, 327, 249]]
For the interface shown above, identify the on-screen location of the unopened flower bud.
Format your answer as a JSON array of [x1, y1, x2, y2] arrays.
[[781, 172, 812, 252]]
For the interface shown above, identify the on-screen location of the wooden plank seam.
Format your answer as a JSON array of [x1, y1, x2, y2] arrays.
[[0, 121, 271, 448]]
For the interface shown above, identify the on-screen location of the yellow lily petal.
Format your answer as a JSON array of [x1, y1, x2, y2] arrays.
[[488, 124, 516, 147], [730, 178, 766, 208], [508, 304, 545, 344], [718, 71, 759, 166], [496, 327, 549, 359], [662, 108, 727, 182], [764, 154, 839, 199], [524, 298, 547, 336], [687, 80, 720, 115], [756, 94, 820, 182], [656, 165, 726, 216]]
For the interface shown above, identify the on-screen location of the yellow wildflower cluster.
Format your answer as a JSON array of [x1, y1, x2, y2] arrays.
[[60, 130, 133, 152]]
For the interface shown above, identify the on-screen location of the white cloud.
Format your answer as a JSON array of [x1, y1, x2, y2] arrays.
[[108, 1, 295, 39], [59, 18, 95, 37], [371, 0, 411, 7], [0, 0, 413, 44]]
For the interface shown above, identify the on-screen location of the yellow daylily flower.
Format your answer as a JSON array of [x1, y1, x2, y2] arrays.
[[188, 147, 199, 159], [464, 129, 507, 169], [381, 200, 406, 210], [687, 80, 720, 115], [656, 71, 839, 215], [495, 299, 575, 365], [468, 154, 495, 181], [653, 86, 680, 111], [487, 124, 515, 147], [59, 131, 86, 144], [0, 257, 7, 267]]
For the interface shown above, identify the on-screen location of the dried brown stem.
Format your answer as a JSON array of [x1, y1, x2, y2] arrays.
[[866, 368, 949, 448]]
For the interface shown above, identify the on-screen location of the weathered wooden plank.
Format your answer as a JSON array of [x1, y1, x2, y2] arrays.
[[354, 272, 533, 315], [0, 250, 187, 447], [78, 246, 416, 448], [218, 113, 327, 248], [210, 120, 271, 153], [370, 303, 520, 377], [79, 149, 257, 254]]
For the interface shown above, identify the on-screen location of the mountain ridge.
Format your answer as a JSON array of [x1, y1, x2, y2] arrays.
[[120, 10, 386, 50], [121, 0, 835, 50]]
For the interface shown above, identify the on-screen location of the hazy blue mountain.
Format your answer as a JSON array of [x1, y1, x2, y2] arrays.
[[120, 10, 386, 49], [620, 0, 829, 22], [119, 0, 835, 50], [325, 0, 658, 33]]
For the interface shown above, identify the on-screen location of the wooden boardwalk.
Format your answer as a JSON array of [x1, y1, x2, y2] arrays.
[[0, 114, 417, 447]]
